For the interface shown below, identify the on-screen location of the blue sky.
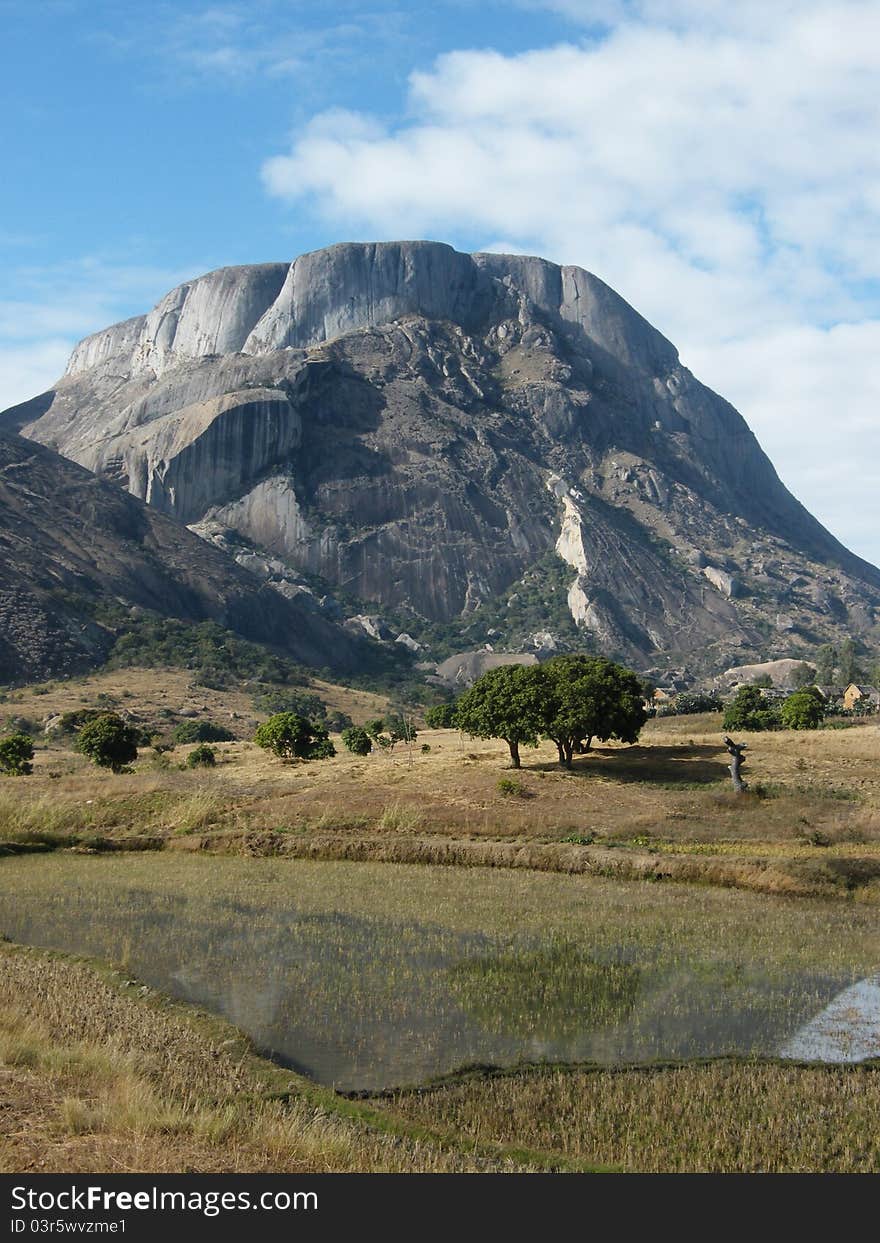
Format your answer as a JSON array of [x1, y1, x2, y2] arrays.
[[2, 0, 879, 568]]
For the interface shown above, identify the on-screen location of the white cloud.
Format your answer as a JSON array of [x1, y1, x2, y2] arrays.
[[262, 1, 880, 567]]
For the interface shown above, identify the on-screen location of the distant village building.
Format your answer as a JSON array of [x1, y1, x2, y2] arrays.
[[843, 684, 880, 712]]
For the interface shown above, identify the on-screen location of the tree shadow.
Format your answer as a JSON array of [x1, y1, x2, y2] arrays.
[[533, 743, 729, 785]]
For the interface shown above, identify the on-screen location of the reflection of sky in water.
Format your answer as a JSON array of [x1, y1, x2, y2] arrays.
[[780, 977, 880, 1063], [0, 874, 869, 1091]]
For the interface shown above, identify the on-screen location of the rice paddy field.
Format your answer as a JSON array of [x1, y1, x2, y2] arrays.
[[1, 668, 879, 1171]]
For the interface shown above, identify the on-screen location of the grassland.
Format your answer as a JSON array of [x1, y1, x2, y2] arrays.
[[1, 666, 878, 900], [1, 666, 878, 1172]]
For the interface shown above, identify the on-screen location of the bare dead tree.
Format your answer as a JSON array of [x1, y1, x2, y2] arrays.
[[722, 735, 748, 793]]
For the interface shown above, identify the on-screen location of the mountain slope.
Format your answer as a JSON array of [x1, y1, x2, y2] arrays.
[[0, 433, 362, 683], [5, 241, 878, 672]]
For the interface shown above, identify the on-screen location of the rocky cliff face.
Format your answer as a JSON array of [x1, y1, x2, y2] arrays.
[[0, 433, 363, 683], [6, 241, 879, 672]]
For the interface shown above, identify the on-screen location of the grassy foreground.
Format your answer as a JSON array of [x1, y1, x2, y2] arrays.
[[2, 942, 879, 1173], [0, 942, 527, 1174], [380, 1058, 880, 1173]]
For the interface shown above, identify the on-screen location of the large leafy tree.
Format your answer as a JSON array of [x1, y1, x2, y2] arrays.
[[253, 713, 336, 761], [454, 664, 547, 768], [540, 654, 647, 768]]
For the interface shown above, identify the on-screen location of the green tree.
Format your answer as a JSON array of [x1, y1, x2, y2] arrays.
[[722, 686, 780, 732], [780, 687, 825, 730], [751, 673, 774, 688], [253, 714, 336, 761], [186, 744, 217, 768], [839, 637, 863, 685], [790, 662, 817, 689], [0, 732, 34, 776], [814, 643, 837, 685], [454, 664, 547, 769], [75, 713, 141, 771], [540, 654, 647, 768], [363, 718, 385, 740], [424, 702, 459, 729], [341, 726, 373, 756]]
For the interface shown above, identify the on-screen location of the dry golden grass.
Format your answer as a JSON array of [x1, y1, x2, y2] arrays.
[[2, 670, 878, 899], [1, 667, 391, 742], [0, 944, 523, 1174]]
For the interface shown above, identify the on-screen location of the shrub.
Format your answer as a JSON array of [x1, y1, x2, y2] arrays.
[[341, 726, 372, 756], [254, 714, 336, 762], [722, 686, 781, 732], [325, 710, 354, 732], [75, 713, 141, 772], [0, 732, 34, 776], [171, 720, 235, 745], [780, 687, 825, 730], [186, 744, 217, 769], [497, 777, 531, 798]]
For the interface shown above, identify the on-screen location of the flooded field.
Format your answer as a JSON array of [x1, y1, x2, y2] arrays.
[[0, 854, 876, 1090]]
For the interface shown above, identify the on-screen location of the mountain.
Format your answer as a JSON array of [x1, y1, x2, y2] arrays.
[[0, 432, 363, 684], [4, 240, 878, 674]]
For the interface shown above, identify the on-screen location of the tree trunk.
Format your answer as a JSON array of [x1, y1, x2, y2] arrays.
[[722, 735, 747, 794], [564, 742, 574, 769], [508, 740, 521, 769], [556, 741, 566, 767]]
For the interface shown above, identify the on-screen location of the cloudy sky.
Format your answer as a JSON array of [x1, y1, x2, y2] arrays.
[[2, 0, 878, 565]]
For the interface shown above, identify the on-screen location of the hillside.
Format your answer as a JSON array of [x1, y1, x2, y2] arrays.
[[0, 433, 364, 683]]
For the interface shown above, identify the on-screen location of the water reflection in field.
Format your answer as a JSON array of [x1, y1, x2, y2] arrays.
[[0, 855, 875, 1090]]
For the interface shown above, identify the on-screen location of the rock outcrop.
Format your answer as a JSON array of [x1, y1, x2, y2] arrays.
[[5, 240, 879, 672]]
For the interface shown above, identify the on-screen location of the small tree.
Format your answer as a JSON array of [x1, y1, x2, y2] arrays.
[[254, 713, 336, 761], [814, 643, 837, 685], [363, 718, 385, 740], [780, 688, 825, 730], [540, 654, 647, 768], [341, 726, 372, 756], [722, 686, 780, 732], [425, 702, 459, 729], [790, 662, 817, 689], [839, 637, 863, 685], [75, 713, 141, 772], [0, 732, 34, 776], [454, 664, 547, 769], [385, 714, 417, 751], [751, 673, 774, 688], [186, 743, 217, 768]]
